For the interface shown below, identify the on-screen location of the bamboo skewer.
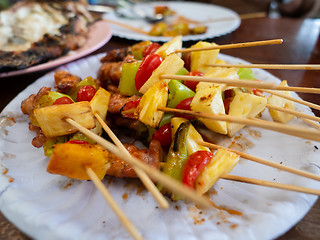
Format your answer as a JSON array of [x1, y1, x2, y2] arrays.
[[263, 89, 320, 111], [160, 75, 320, 94], [86, 167, 143, 240], [94, 113, 169, 209], [198, 141, 320, 181], [158, 107, 320, 142], [266, 104, 320, 122], [301, 118, 320, 130], [221, 174, 320, 195], [65, 118, 212, 209], [103, 19, 149, 35], [207, 63, 320, 70], [175, 39, 283, 53]]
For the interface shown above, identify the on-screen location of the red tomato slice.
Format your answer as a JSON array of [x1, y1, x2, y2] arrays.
[[142, 42, 161, 58], [152, 123, 172, 147], [182, 151, 213, 188], [175, 97, 195, 120], [67, 140, 89, 144], [120, 99, 141, 119], [77, 85, 97, 102], [135, 54, 162, 90], [184, 71, 203, 91], [52, 97, 73, 105]]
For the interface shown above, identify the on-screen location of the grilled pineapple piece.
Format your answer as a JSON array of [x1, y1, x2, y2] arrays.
[[227, 92, 267, 137], [155, 35, 182, 59], [34, 101, 95, 137], [196, 65, 239, 92], [190, 86, 227, 134], [171, 117, 210, 156], [135, 80, 168, 128], [190, 41, 219, 73], [268, 80, 295, 123], [90, 87, 111, 135], [47, 143, 110, 180], [139, 53, 184, 94], [195, 149, 239, 195]]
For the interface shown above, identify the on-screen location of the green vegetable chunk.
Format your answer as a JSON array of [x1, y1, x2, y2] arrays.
[[167, 80, 195, 108], [159, 121, 190, 200], [237, 68, 256, 80], [119, 62, 141, 96], [43, 136, 68, 157]]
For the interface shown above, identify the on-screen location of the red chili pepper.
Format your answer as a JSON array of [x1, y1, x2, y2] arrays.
[[120, 99, 141, 119], [52, 97, 73, 105], [67, 140, 89, 144], [223, 97, 232, 115], [77, 85, 97, 102], [175, 97, 195, 120], [182, 151, 213, 188], [142, 42, 161, 58], [184, 71, 203, 91], [152, 123, 172, 147], [252, 89, 264, 96], [135, 54, 162, 91]]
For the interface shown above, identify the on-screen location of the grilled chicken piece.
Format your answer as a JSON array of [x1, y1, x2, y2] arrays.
[[54, 70, 81, 93], [108, 93, 141, 114], [106, 140, 162, 178]]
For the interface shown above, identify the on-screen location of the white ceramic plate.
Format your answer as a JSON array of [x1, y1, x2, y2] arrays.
[[0, 21, 112, 78], [0, 53, 319, 240], [105, 1, 240, 42]]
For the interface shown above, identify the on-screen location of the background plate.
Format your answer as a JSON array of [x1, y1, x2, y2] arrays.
[[0, 53, 319, 240], [0, 20, 112, 78], [105, 1, 240, 42]]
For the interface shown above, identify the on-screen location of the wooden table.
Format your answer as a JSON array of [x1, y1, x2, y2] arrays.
[[1, 5, 320, 240]]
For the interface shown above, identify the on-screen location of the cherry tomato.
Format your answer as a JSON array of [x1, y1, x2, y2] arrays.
[[135, 54, 162, 91], [152, 123, 172, 147], [182, 151, 213, 188], [223, 97, 232, 114], [77, 85, 97, 102], [142, 42, 161, 57], [67, 140, 89, 144], [174, 97, 195, 120], [52, 97, 73, 105], [120, 99, 141, 119], [184, 71, 203, 91]]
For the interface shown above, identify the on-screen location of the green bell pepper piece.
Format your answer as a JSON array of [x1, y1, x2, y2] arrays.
[[131, 41, 151, 60], [176, 67, 189, 76], [167, 80, 195, 108], [119, 61, 141, 96], [159, 121, 190, 200], [237, 68, 256, 80], [43, 136, 68, 157], [35, 91, 74, 109], [159, 113, 174, 128]]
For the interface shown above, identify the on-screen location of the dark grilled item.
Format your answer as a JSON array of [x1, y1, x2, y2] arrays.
[[100, 48, 131, 63], [108, 93, 141, 114], [106, 140, 162, 178], [54, 70, 81, 93]]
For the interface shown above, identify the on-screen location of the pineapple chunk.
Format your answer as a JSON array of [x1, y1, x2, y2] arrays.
[[139, 53, 184, 94], [90, 87, 111, 136], [34, 101, 95, 137], [227, 92, 267, 137], [47, 143, 110, 180], [155, 35, 182, 59], [195, 149, 239, 195], [90, 87, 111, 121], [171, 117, 210, 156], [135, 80, 168, 128], [196, 65, 239, 92], [268, 80, 295, 123], [190, 86, 227, 134], [190, 41, 219, 74]]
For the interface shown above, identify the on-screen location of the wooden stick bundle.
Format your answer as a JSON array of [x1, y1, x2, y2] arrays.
[[207, 63, 320, 70], [198, 141, 320, 181], [158, 107, 320, 142], [175, 39, 283, 53], [160, 75, 320, 94]]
